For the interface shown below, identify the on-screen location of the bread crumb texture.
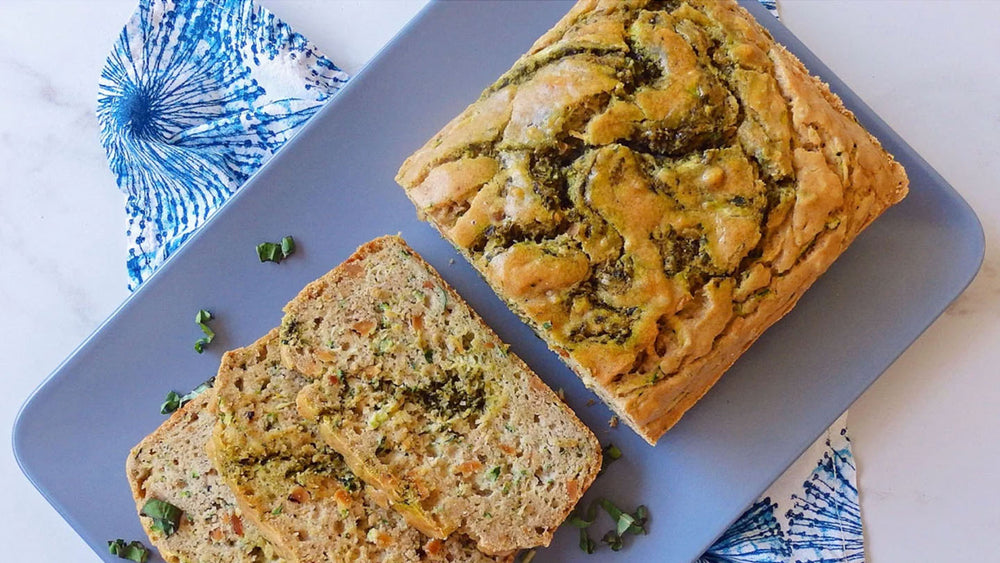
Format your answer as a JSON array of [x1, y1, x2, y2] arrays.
[[280, 236, 602, 554], [395, 0, 908, 444], [208, 329, 507, 562], [126, 392, 283, 563]]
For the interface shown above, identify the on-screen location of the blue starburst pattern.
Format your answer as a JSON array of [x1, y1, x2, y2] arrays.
[[785, 429, 864, 563], [702, 417, 862, 563], [97, 0, 348, 289], [700, 498, 791, 563]]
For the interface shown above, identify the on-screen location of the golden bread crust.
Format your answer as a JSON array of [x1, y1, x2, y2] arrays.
[[395, 0, 907, 444]]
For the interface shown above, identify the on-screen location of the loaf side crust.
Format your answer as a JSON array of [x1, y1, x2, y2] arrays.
[[395, 0, 908, 444]]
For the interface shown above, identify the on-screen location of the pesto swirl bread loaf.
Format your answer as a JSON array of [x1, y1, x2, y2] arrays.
[[395, 0, 908, 444], [280, 236, 602, 555], [208, 329, 506, 563], [126, 391, 283, 563]]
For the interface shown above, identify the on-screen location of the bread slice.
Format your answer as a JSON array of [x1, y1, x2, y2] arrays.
[[126, 391, 283, 563], [280, 236, 602, 555], [394, 0, 909, 444], [208, 329, 506, 563]]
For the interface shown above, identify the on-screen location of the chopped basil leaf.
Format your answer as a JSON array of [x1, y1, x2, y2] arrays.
[[568, 498, 600, 528], [257, 236, 296, 263], [108, 539, 149, 562], [615, 510, 636, 536], [598, 499, 626, 526], [487, 466, 501, 481], [161, 377, 215, 415], [423, 349, 433, 363], [598, 499, 648, 536], [200, 322, 215, 340], [281, 236, 295, 256], [141, 499, 183, 537], [257, 242, 282, 262], [159, 391, 182, 415], [602, 529, 624, 551], [579, 528, 596, 554], [632, 505, 649, 535], [193, 309, 216, 353], [185, 378, 215, 400], [272, 505, 283, 515], [541, 320, 553, 330], [598, 443, 623, 476], [567, 498, 650, 553]]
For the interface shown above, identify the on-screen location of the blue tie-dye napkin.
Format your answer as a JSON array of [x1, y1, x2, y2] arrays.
[[97, 0, 347, 290], [96, 1, 862, 561]]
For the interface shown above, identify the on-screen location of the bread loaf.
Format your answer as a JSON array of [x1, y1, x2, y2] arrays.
[[126, 391, 283, 563], [280, 236, 602, 554], [208, 329, 507, 562], [395, 0, 908, 444]]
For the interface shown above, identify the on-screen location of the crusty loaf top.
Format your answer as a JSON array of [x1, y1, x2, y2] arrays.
[[396, 0, 907, 443], [126, 391, 283, 563]]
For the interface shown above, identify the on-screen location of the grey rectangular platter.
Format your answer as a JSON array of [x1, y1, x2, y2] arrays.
[[14, 1, 984, 561]]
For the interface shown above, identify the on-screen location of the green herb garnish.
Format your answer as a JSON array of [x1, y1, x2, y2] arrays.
[[257, 236, 296, 263], [542, 321, 553, 330], [487, 466, 501, 481], [568, 498, 649, 553], [602, 529, 624, 551], [597, 499, 647, 536], [598, 443, 622, 476], [579, 528, 596, 554], [159, 391, 182, 415], [194, 309, 215, 353], [108, 539, 149, 562], [141, 499, 183, 537], [568, 499, 599, 528], [633, 505, 648, 532], [160, 377, 215, 414]]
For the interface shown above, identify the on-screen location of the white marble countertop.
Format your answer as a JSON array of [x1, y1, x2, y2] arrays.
[[2, 1, 997, 561]]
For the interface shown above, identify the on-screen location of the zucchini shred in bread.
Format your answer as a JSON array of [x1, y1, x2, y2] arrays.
[[281, 236, 602, 555], [126, 392, 283, 563], [395, 0, 908, 444], [208, 329, 506, 563]]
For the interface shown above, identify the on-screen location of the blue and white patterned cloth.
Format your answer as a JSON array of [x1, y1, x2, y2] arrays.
[[97, 1, 863, 561], [98, 0, 347, 289]]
